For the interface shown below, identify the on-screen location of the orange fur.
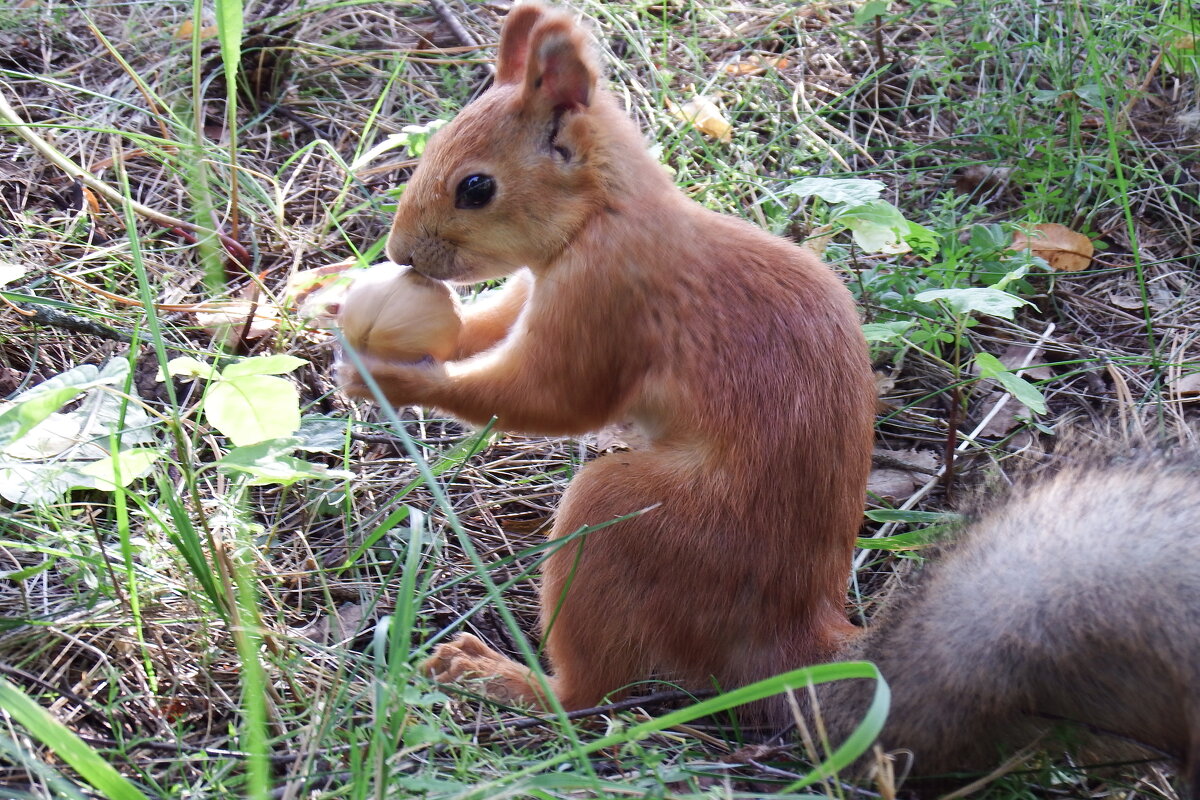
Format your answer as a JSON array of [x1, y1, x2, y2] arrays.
[[340, 4, 875, 721]]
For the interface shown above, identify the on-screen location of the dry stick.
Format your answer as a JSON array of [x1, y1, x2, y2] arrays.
[[428, 0, 494, 77], [854, 322, 1058, 571], [0, 86, 248, 263], [11, 303, 135, 343]]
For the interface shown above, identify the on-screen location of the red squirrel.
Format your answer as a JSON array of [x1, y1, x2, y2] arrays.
[[817, 449, 1200, 792], [339, 2, 876, 719], [340, 4, 1200, 790]]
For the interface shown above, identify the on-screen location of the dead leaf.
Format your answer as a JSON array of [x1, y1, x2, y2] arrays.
[[867, 468, 916, 502], [1169, 372, 1200, 403], [302, 602, 369, 645], [954, 165, 1014, 196], [723, 54, 790, 77], [997, 342, 1053, 381], [80, 186, 100, 214], [868, 448, 939, 503], [1108, 285, 1172, 313], [977, 390, 1022, 437], [288, 259, 357, 326], [803, 223, 835, 259], [0, 263, 29, 288], [1010, 223, 1093, 272], [593, 422, 650, 452], [195, 300, 279, 345], [669, 95, 733, 142], [174, 19, 219, 40]]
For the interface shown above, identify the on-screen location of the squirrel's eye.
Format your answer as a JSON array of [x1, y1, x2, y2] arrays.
[[454, 174, 496, 209]]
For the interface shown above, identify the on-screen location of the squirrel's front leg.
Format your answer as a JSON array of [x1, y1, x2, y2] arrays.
[[454, 269, 533, 359], [340, 338, 620, 436]]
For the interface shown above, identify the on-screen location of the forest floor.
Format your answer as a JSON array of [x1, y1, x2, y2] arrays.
[[0, 0, 1198, 797]]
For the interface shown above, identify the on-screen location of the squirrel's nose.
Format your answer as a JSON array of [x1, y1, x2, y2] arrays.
[[385, 235, 413, 267]]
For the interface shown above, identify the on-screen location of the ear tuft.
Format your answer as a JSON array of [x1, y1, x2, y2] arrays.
[[496, 3, 547, 85], [523, 16, 596, 112]]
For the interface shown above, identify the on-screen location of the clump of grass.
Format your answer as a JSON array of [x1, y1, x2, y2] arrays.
[[0, 0, 1196, 798]]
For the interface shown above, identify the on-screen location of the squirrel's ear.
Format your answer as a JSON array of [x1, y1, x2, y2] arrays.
[[522, 16, 595, 112], [495, 3, 546, 85]]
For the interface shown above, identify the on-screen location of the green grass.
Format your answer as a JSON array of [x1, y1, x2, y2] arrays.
[[0, 0, 1196, 797]]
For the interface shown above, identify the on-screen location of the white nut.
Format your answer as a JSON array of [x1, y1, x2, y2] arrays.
[[337, 262, 462, 362]]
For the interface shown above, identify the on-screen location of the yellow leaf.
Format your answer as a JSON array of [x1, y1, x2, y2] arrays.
[[723, 54, 791, 77], [669, 96, 733, 143], [174, 19, 219, 40]]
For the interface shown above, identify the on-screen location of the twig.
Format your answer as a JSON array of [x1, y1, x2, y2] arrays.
[[12, 302, 134, 343], [428, 0, 495, 76]]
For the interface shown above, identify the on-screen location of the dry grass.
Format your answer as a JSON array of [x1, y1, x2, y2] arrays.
[[0, 0, 1198, 797]]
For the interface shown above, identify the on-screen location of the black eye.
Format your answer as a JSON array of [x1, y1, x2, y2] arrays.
[[454, 174, 496, 209]]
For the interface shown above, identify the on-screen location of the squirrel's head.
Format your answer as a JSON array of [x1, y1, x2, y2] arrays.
[[387, 3, 609, 282]]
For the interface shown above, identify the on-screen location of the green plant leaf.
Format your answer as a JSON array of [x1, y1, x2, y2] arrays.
[[969, 223, 1010, 251], [854, 0, 890, 25], [157, 356, 215, 382], [349, 119, 448, 170], [79, 448, 162, 491], [835, 200, 935, 256], [204, 375, 301, 446], [788, 177, 884, 206], [914, 287, 1029, 319], [0, 365, 114, 450], [974, 352, 1048, 415], [0, 676, 150, 800], [903, 219, 939, 260], [217, 438, 353, 485], [222, 354, 308, 379], [858, 528, 956, 551], [862, 320, 915, 343], [294, 416, 351, 453], [864, 509, 957, 524], [214, 0, 243, 90]]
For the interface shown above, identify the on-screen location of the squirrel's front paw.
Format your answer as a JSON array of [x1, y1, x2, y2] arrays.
[[422, 633, 544, 707], [335, 356, 371, 399], [337, 352, 444, 405]]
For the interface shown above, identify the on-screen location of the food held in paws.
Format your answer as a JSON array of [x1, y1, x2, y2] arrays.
[[337, 262, 462, 362]]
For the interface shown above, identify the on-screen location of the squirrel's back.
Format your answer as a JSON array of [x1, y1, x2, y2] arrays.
[[823, 449, 1200, 791]]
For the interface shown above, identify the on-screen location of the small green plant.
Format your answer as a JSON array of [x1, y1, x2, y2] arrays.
[[789, 177, 938, 258], [790, 179, 1047, 416]]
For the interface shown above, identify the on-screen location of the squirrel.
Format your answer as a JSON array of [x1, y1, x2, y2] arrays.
[[338, 2, 876, 718], [339, 3, 1200, 791], [811, 447, 1200, 792]]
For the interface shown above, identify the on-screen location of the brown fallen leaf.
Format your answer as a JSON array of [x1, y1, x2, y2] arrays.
[[868, 447, 939, 503], [1108, 285, 1173, 313], [1010, 222, 1093, 272], [997, 342, 1053, 381], [802, 223, 835, 260], [302, 602, 370, 645], [954, 165, 1015, 197], [1169, 371, 1200, 403], [195, 300, 279, 345], [288, 259, 357, 326]]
